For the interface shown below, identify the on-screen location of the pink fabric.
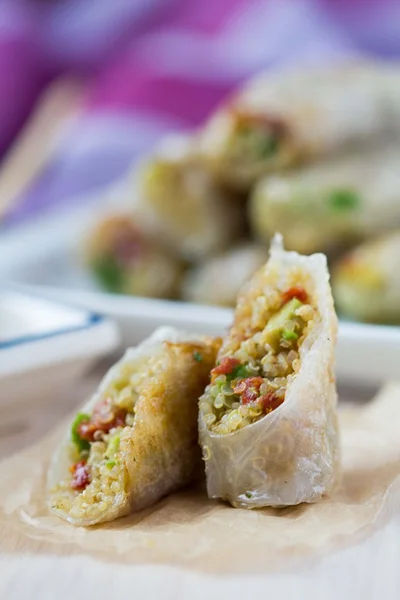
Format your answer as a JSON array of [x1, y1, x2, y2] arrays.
[[3, 0, 400, 225]]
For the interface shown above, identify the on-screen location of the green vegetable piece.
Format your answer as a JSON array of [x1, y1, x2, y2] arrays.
[[229, 364, 250, 381], [282, 330, 299, 342], [259, 135, 278, 158], [328, 188, 360, 211], [237, 123, 278, 159], [245, 491, 253, 499], [71, 413, 91, 452], [237, 123, 252, 137], [105, 433, 121, 458], [106, 460, 116, 469], [264, 298, 302, 352], [193, 351, 203, 362], [92, 255, 124, 293]]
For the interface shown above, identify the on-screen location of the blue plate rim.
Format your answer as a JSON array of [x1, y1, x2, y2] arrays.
[[0, 313, 104, 350], [0, 286, 106, 350]]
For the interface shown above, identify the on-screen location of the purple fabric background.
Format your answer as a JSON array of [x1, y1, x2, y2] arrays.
[[2, 0, 400, 227]]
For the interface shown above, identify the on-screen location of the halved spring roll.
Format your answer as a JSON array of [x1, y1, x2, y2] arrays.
[[129, 133, 244, 262], [199, 61, 400, 190], [181, 243, 268, 307], [249, 145, 400, 255], [198, 236, 339, 508], [84, 213, 184, 299], [48, 327, 220, 526], [332, 231, 400, 324]]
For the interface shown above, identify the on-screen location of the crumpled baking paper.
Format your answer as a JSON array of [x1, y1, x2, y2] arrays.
[[0, 383, 399, 575]]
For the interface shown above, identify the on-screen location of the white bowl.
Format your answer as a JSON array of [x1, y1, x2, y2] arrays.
[[0, 288, 120, 411]]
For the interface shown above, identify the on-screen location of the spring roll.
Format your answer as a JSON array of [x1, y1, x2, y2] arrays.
[[48, 327, 220, 526], [198, 236, 339, 508], [129, 133, 244, 262], [199, 61, 400, 190], [332, 231, 400, 324], [249, 145, 400, 255], [182, 243, 268, 307], [84, 213, 184, 299]]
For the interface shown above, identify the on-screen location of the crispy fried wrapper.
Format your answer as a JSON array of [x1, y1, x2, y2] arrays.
[[249, 144, 400, 256], [199, 236, 340, 507], [84, 213, 184, 298], [129, 133, 243, 262], [48, 327, 219, 526], [199, 60, 400, 190], [332, 230, 400, 324]]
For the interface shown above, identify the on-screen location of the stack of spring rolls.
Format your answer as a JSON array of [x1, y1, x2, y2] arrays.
[[84, 59, 400, 324], [48, 238, 340, 525]]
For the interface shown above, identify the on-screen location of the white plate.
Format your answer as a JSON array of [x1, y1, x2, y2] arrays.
[[1, 205, 399, 385], [7, 284, 399, 386]]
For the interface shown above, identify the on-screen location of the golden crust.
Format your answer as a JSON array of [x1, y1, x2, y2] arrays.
[[48, 329, 220, 526], [123, 338, 220, 512]]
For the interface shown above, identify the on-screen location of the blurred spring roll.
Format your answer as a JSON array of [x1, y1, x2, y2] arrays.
[[130, 134, 244, 262], [199, 236, 339, 508], [84, 213, 184, 299], [249, 145, 400, 255], [199, 61, 400, 190], [182, 243, 268, 307], [332, 231, 400, 324], [48, 327, 220, 526]]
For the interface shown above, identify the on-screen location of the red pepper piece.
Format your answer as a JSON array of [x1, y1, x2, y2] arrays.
[[232, 109, 288, 138], [212, 357, 240, 377], [281, 286, 308, 304], [70, 460, 91, 491], [233, 377, 264, 405], [259, 391, 284, 413], [77, 400, 127, 442]]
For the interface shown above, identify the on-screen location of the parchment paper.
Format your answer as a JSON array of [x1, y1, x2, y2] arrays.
[[1, 383, 400, 575]]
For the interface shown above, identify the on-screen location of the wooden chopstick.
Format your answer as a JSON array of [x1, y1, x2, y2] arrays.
[[0, 78, 85, 220]]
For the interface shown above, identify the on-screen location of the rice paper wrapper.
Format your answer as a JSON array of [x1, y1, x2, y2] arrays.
[[199, 239, 339, 507], [0, 381, 400, 574]]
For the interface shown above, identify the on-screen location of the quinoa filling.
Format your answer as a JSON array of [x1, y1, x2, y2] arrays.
[[51, 361, 147, 517], [200, 285, 315, 435], [92, 220, 143, 293], [227, 111, 287, 167]]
